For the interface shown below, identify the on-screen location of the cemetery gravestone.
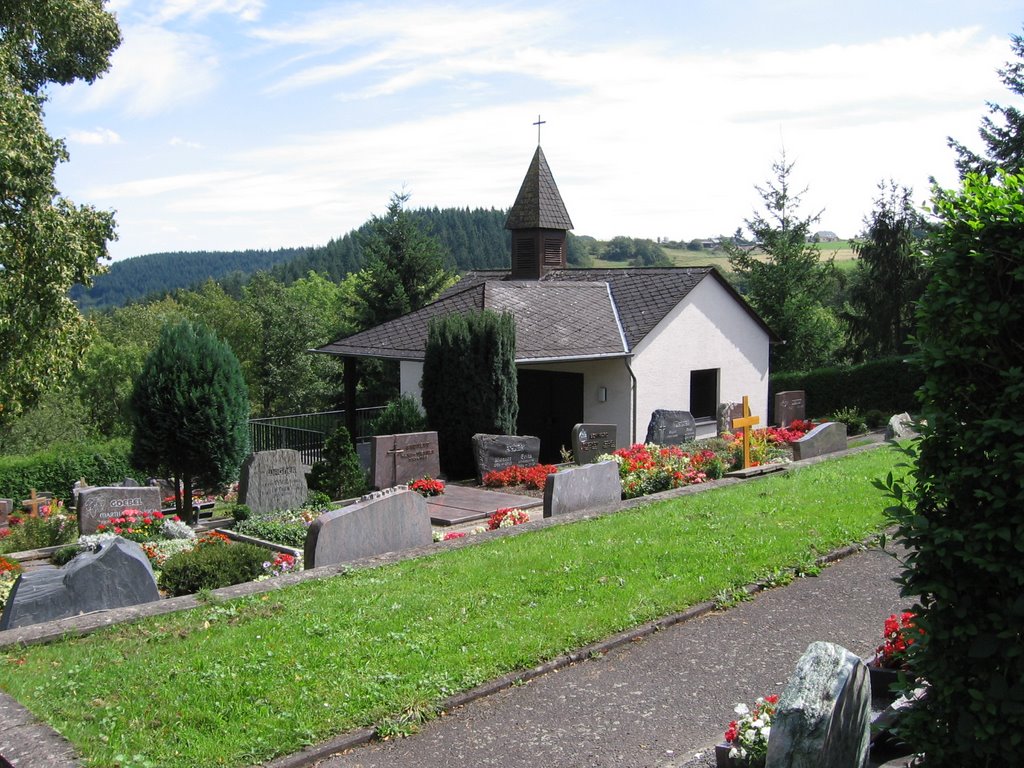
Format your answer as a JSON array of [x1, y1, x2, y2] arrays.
[[0, 500, 9, 527], [304, 487, 432, 569], [885, 412, 918, 441], [571, 423, 617, 465], [238, 449, 308, 515], [717, 402, 744, 435], [77, 486, 163, 535], [71, 478, 91, 510], [765, 641, 871, 768], [645, 410, 696, 446], [0, 537, 160, 630], [472, 434, 541, 482], [791, 422, 847, 461], [775, 390, 807, 427], [371, 431, 441, 489], [543, 461, 622, 518]]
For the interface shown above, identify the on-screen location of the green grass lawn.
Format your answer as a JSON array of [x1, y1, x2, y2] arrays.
[[0, 447, 903, 767]]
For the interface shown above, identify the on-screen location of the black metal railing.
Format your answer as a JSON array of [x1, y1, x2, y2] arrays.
[[248, 408, 384, 465]]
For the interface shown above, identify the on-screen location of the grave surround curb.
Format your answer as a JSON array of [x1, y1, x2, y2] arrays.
[[0, 437, 889, 768]]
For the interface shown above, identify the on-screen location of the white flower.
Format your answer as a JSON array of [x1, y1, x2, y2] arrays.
[[734, 703, 750, 716]]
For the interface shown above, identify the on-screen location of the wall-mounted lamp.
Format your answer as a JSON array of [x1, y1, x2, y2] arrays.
[[597, 386, 607, 403]]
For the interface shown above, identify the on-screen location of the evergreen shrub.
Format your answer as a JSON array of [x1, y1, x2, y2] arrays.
[[769, 356, 922, 420], [159, 541, 268, 596], [0, 439, 132, 502], [307, 426, 367, 500], [882, 172, 1024, 764], [369, 394, 428, 435]]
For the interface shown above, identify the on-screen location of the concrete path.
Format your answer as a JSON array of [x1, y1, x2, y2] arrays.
[[309, 544, 909, 768]]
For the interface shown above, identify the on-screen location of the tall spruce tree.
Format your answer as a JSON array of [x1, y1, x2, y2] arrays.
[[130, 320, 250, 524], [421, 310, 517, 479], [948, 28, 1024, 177], [723, 152, 842, 372]]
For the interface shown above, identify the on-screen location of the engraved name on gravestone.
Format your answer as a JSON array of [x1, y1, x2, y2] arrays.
[[238, 449, 308, 515], [371, 431, 440, 489], [775, 390, 806, 427], [572, 423, 617, 465], [718, 402, 744, 435], [77, 486, 163, 535], [645, 410, 696, 446], [472, 434, 541, 482]]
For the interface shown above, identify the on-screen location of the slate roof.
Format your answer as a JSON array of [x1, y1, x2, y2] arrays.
[[504, 146, 574, 231], [314, 267, 777, 362]]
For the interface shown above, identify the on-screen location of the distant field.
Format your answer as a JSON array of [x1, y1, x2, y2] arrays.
[[589, 240, 857, 272]]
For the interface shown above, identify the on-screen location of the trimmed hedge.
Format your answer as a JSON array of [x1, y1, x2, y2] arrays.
[[159, 542, 269, 596], [0, 439, 133, 502], [769, 356, 922, 421]]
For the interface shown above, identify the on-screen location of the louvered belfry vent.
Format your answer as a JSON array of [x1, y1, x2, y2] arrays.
[[505, 145, 572, 280]]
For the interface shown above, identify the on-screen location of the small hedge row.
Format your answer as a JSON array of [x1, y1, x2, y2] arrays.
[[0, 439, 134, 503], [769, 356, 922, 421]]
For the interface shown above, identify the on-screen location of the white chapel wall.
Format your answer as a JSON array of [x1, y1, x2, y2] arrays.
[[630, 276, 770, 440]]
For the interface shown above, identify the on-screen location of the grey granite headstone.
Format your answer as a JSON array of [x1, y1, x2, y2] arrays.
[[885, 412, 918, 441], [71, 479, 91, 509], [238, 449, 308, 515], [76, 486, 163, 535], [571, 424, 617, 465], [765, 641, 871, 768], [120, 476, 140, 487], [472, 434, 541, 482], [0, 537, 160, 630], [645, 410, 696, 446], [717, 402, 744, 435], [791, 422, 847, 461], [543, 461, 622, 518], [775, 390, 807, 427], [371, 431, 440, 489], [0, 499, 10, 527], [304, 487, 432, 569]]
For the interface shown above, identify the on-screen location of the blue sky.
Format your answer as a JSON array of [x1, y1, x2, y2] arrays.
[[44, 1, 1023, 261]]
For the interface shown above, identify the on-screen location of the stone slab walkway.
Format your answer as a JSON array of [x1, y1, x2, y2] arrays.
[[426, 485, 541, 526]]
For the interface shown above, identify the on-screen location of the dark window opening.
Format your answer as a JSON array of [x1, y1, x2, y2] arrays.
[[690, 368, 719, 420], [514, 237, 536, 271]]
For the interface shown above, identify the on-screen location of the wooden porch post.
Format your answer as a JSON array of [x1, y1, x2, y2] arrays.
[[344, 356, 359, 448]]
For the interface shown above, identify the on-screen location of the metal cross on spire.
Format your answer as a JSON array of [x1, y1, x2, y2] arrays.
[[533, 114, 546, 145]]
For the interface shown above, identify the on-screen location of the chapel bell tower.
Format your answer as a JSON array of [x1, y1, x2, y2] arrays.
[[504, 145, 573, 280]]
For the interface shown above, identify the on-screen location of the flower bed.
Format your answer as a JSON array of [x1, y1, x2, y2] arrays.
[[482, 464, 557, 491], [600, 443, 731, 499], [409, 477, 445, 496]]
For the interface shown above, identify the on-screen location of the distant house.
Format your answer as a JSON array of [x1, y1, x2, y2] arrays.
[[317, 146, 778, 462], [812, 230, 840, 242]]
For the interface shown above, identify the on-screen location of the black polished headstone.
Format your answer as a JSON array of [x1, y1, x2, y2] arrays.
[[775, 390, 807, 427], [571, 424, 617, 465], [77, 486, 162, 535], [471, 434, 541, 482], [645, 410, 696, 446]]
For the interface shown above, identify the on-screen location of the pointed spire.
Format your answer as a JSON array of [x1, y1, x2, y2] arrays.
[[505, 146, 573, 231]]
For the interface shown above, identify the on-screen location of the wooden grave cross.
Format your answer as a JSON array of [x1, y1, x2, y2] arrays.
[[731, 395, 761, 470], [21, 489, 46, 517]]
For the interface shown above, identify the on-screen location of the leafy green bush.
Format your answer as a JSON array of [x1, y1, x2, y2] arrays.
[[0, 439, 133, 503], [369, 394, 428, 435], [0, 508, 78, 553], [830, 407, 867, 435], [233, 519, 307, 548], [307, 426, 367, 501], [883, 172, 1024, 763], [51, 545, 80, 566], [863, 409, 887, 430], [770, 357, 922, 421], [159, 541, 268, 596], [230, 503, 251, 523]]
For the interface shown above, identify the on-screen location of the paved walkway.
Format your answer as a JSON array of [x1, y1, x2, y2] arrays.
[[304, 543, 909, 768]]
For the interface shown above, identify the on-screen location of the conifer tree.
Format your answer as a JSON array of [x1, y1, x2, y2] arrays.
[[130, 320, 250, 524]]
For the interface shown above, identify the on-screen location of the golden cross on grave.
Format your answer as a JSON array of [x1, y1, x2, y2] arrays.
[[21, 489, 46, 517], [731, 395, 761, 470]]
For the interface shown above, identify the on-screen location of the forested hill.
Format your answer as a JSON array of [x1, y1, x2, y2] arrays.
[[71, 207, 528, 310], [70, 247, 311, 310]]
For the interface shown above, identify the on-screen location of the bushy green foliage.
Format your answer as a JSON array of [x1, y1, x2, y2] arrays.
[[883, 171, 1024, 764], [829, 407, 867, 435], [0, 509, 77, 553], [159, 541, 268, 596], [421, 310, 518, 479], [306, 426, 367, 500], [130, 319, 249, 523], [0, 439, 132, 502], [369, 394, 428, 435], [770, 356, 921, 420], [233, 519, 307, 548]]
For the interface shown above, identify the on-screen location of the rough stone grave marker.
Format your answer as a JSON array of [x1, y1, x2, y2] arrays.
[[0, 537, 160, 630], [543, 461, 622, 518], [0, 499, 10, 527], [775, 390, 807, 427], [645, 410, 696, 446], [77, 485, 162, 535], [371, 431, 440, 489], [304, 487, 432, 569], [765, 641, 871, 768], [472, 434, 541, 482], [885, 412, 918, 441], [717, 402, 744, 435], [238, 449, 308, 515], [571, 423, 617, 465], [791, 422, 847, 461]]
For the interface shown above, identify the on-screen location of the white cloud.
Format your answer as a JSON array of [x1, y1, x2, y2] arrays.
[[154, 0, 264, 23], [169, 136, 203, 149], [54, 24, 219, 117], [67, 127, 123, 145]]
